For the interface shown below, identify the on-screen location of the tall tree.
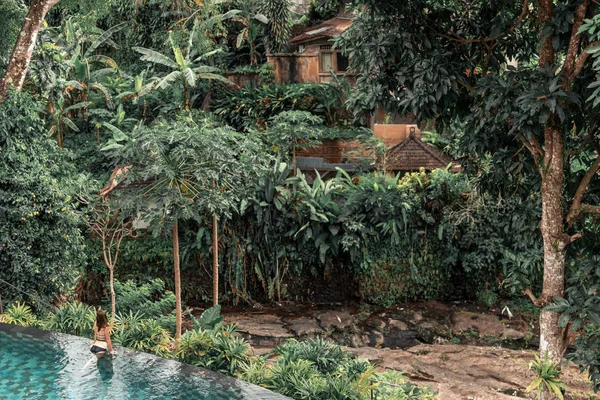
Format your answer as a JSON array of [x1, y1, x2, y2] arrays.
[[338, 0, 600, 363], [0, 0, 60, 98], [103, 117, 268, 336]]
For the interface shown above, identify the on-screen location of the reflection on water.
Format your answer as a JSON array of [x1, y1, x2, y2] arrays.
[[97, 357, 114, 382]]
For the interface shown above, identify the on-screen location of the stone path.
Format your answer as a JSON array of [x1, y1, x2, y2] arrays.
[[194, 301, 596, 399], [346, 344, 593, 400]]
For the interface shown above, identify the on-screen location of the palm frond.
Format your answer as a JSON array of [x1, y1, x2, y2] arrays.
[[63, 101, 92, 113], [253, 13, 269, 24], [182, 68, 197, 88], [198, 72, 233, 85], [90, 83, 115, 109], [193, 65, 221, 74], [84, 22, 127, 58], [154, 71, 183, 90], [62, 118, 80, 132], [87, 55, 120, 71], [193, 48, 223, 62], [133, 47, 179, 69]]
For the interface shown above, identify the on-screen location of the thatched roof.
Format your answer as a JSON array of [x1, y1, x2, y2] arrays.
[[383, 133, 460, 172]]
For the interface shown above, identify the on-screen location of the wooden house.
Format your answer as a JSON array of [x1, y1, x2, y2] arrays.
[[268, 5, 355, 85]]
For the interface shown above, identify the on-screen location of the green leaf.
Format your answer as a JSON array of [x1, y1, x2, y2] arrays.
[[198, 305, 224, 330]]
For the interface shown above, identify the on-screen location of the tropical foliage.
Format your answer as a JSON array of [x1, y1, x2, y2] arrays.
[[0, 90, 86, 302], [3, 0, 600, 394]]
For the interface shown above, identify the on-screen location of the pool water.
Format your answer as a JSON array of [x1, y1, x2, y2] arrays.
[[0, 323, 288, 400]]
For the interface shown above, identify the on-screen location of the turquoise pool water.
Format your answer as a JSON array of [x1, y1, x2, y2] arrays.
[[0, 323, 287, 400]]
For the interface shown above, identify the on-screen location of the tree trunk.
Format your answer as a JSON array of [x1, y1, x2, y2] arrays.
[[539, 122, 566, 362], [173, 220, 182, 339], [0, 0, 60, 97], [183, 83, 190, 111], [212, 214, 219, 306], [109, 266, 116, 323], [535, 0, 566, 363]]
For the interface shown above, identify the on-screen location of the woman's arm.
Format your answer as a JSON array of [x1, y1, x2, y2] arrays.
[[93, 322, 97, 342], [105, 327, 114, 353]]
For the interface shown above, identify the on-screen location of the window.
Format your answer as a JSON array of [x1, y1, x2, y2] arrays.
[[336, 53, 349, 72], [319, 45, 349, 73], [320, 52, 333, 72]]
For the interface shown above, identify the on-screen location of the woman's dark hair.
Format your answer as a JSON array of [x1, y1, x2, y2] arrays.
[[96, 309, 109, 331]]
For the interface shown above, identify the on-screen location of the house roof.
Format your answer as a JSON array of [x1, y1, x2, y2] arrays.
[[290, 16, 353, 45], [383, 133, 461, 172]]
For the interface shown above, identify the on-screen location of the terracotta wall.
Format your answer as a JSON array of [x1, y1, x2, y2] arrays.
[[267, 54, 320, 84], [224, 73, 260, 87], [296, 139, 367, 163], [373, 124, 421, 147]]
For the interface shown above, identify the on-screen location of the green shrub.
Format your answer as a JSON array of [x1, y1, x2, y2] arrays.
[[525, 354, 566, 400], [0, 302, 37, 327], [275, 338, 351, 375], [372, 371, 438, 400], [45, 301, 96, 337], [476, 289, 498, 308], [111, 311, 173, 358], [176, 324, 250, 376], [112, 279, 177, 332], [189, 305, 224, 331], [213, 82, 351, 131], [239, 338, 437, 400]]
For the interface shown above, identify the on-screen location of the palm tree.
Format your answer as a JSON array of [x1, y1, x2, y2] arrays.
[[47, 98, 91, 147], [258, 0, 292, 54], [118, 71, 153, 120], [229, 4, 268, 67], [133, 32, 232, 110]]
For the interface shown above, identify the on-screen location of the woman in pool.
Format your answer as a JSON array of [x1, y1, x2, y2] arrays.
[[90, 309, 114, 358]]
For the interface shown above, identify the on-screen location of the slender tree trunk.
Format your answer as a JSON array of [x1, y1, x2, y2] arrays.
[[212, 214, 219, 306], [109, 266, 116, 322], [183, 83, 190, 111], [173, 220, 182, 339], [0, 0, 60, 97], [539, 122, 567, 362], [536, 0, 566, 363], [292, 145, 297, 176]]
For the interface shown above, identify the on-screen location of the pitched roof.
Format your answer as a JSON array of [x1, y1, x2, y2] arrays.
[[290, 17, 353, 45], [383, 134, 460, 172]]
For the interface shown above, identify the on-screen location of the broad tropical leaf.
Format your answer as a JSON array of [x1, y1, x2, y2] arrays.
[[133, 47, 179, 69]]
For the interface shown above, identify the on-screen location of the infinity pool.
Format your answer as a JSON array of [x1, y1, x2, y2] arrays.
[[0, 323, 288, 400]]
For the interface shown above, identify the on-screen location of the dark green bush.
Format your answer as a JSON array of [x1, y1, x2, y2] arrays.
[[45, 301, 96, 337], [111, 279, 177, 332], [0, 90, 86, 304], [213, 82, 351, 131], [111, 311, 173, 357], [176, 324, 250, 376]]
